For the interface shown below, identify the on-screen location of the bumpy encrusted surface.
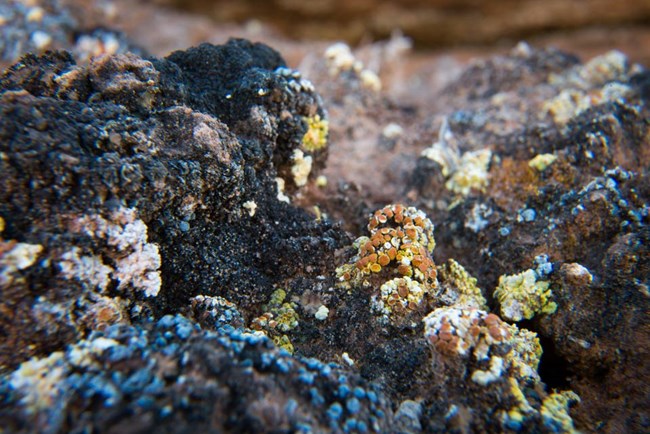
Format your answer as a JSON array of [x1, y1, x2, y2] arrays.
[[0, 7, 649, 432]]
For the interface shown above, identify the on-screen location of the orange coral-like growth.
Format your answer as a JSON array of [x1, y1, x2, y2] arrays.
[[339, 204, 437, 287]]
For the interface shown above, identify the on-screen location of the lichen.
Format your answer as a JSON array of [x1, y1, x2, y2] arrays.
[[9, 351, 67, 413], [423, 124, 492, 197], [336, 204, 438, 324], [446, 149, 492, 196], [314, 305, 329, 321], [359, 69, 381, 92], [423, 307, 510, 360], [324, 42, 358, 76], [301, 114, 329, 153], [529, 153, 558, 171], [371, 276, 429, 325], [541, 391, 580, 433], [58, 247, 112, 292], [62, 208, 162, 297], [0, 240, 43, 288], [291, 149, 313, 187], [493, 269, 557, 321], [251, 289, 300, 353], [275, 177, 291, 203], [242, 200, 257, 217], [423, 306, 543, 386], [471, 355, 504, 386], [190, 295, 244, 330], [543, 89, 592, 125], [437, 259, 487, 309], [323, 42, 382, 92]]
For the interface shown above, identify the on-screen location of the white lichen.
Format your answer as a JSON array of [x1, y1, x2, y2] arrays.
[[243, 200, 257, 217], [471, 356, 504, 386], [291, 149, 313, 187], [58, 248, 112, 292], [314, 305, 329, 321], [275, 177, 291, 203], [324, 42, 359, 76], [0, 241, 43, 287], [9, 351, 67, 413], [66, 208, 162, 297]]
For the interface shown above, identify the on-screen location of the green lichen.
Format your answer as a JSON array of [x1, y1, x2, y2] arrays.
[[266, 288, 288, 308], [493, 269, 557, 321], [272, 334, 295, 355], [251, 289, 299, 350], [301, 114, 328, 153]]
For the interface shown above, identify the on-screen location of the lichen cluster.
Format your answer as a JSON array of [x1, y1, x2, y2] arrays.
[[337, 204, 438, 324], [338, 204, 436, 285], [436, 259, 487, 309], [251, 288, 300, 353], [301, 114, 329, 153], [324, 42, 382, 92], [0, 239, 43, 288], [423, 308, 511, 360], [420, 120, 492, 196], [58, 207, 162, 298], [493, 269, 557, 321]]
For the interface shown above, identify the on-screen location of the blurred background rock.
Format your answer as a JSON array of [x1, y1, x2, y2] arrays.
[[143, 0, 650, 65]]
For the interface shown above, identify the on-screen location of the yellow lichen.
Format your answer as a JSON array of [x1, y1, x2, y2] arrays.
[[315, 175, 328, 188], [0, 216, 4, 233], [445, 149, 492, 196], [494, 269, 557, 321], [528, 153, 557, 172], [504, 325, 543, 379], [360, 69, 382, 92], [438, 259, 487, 309], [541, 391, 580, 433], [301, 114, 329, 153]]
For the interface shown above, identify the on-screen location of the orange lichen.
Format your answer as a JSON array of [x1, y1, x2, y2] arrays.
[[337, 204, 439, 324], [337, 204, 437, 288], [423, 307, 511, 360]]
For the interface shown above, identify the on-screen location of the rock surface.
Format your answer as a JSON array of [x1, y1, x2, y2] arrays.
[[0, 1, 649, 433]]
